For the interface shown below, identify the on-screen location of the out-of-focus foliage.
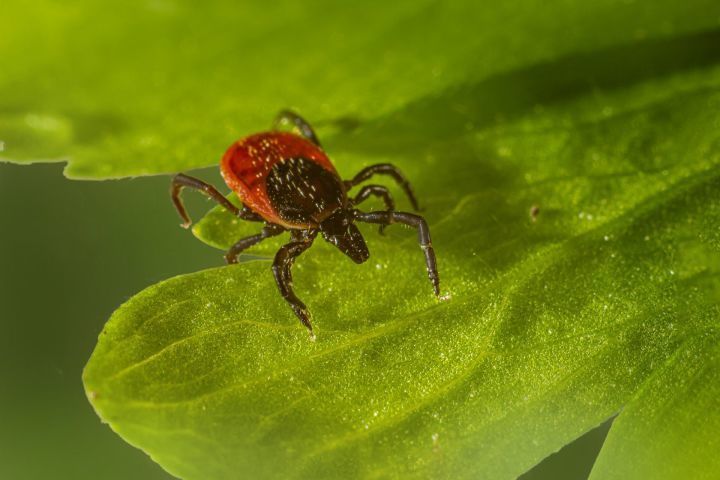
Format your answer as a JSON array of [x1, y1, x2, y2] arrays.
[[2, 0, 719, 177]]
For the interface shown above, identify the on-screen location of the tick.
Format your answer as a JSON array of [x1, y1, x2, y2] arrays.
[[171, 110, 440, 340]]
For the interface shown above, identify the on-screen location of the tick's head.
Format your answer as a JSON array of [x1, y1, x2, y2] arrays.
[[319, 209, 369, 264]]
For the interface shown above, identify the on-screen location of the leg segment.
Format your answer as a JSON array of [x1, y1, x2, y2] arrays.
[[225, 224, 285, 264], [344, 164, 420, 211], [170, 173, 261, 228], [272, 110, 322, 147], [351, 185, 395, 211], [350, 185, 395, 234], [353, 210, 439, 296], [272, 230, 318, 339]]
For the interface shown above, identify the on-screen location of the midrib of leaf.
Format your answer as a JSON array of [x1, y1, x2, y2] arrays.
[[299, 295, 621, 466]]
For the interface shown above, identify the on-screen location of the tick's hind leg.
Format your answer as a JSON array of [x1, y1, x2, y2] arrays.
[[272, 110, 322, 147], [354, 210, 439, 296], [272, 231, 318, 339], [350, 185, 395, 234], [344, 164, 420, 211], [225, 224, 285, 264], [170, 173, 261, 228]]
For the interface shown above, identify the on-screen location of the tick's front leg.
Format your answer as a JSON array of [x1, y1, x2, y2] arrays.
[[354, 210, 440, 296], [271, 231, 318, 340], [170, 173, 261, 228]]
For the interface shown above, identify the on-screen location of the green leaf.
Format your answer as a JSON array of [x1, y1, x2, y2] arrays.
[[589, 336, 720, 480], [3, 0, 720, 178], [84, 30, 720, 479], [13, 0, 710, 477]]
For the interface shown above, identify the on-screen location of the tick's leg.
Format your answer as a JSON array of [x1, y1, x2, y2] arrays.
[[272, 231, 318, 339], [225, 224, 285, 264], [171, 173, 261, 228], [349, 185, 395, 234], [351, 185, 395, 210], [354, 210, 439, 296], [272, 110, 322, 147], [344, 164, 420, 211]]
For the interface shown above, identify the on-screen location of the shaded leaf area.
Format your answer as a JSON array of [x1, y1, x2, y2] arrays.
[[86, 45, 720, 479], [3, 0, 720, 178], [590, 336, 720, 480]]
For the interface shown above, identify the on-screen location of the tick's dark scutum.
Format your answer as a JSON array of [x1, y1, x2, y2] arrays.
[[266, 157, 346, 225]]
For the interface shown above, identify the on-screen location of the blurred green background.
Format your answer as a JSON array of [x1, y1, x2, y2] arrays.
[[0, 164, 209, 479], [0, 163, 609, 479]]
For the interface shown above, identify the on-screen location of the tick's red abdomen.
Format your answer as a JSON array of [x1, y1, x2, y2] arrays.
[[220, 132, 340, 227]]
